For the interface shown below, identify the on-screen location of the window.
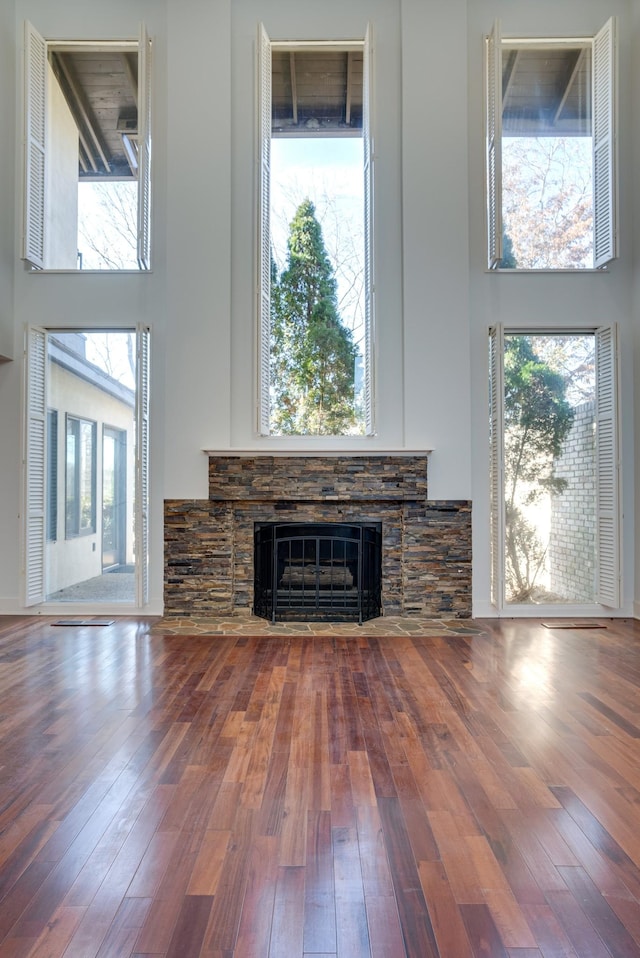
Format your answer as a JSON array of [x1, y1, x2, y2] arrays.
[[65, 415, 96, 537], [489, 326, 620, 610], [23, 22, 151, 271], [485, 18, 617, 270], [258, 26, 374, 436]]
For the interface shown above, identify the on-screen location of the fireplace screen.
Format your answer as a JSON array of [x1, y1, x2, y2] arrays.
[[253, 522, 382, 623]]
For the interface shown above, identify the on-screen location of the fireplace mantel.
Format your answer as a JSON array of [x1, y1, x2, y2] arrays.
[[203, 448, 432, 458]]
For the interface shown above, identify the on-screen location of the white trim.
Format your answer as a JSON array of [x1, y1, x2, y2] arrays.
[[257, 23, 272, 436], [23, 326, 48, 606], [489, 324, 504, 610], [204, 448, 431, 458], [595, 324, 621, 606], [485, 20, 502, 269], [137, 24, 152, 270], [23, 21, 47, 269], [135, 325, 150, 607], [593, 17, 618, 268]]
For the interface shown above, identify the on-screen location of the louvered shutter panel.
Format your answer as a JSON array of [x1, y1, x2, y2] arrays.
[[595, 325, 620, 607], [135, 326, 150, 607], [137, 24, 152, 270], [593, 18, 617, 268], [257, 24, 272, 435], [489, 325, 504, 610], [47, 410, 58, 541], [25, 327, 47, 605], [485, 21, 502, 269], [23, 22, 46, 269], [362, 25, 375, 436]]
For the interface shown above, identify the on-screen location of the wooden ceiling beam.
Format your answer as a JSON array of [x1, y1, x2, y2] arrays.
[[54, 52, 112, 174], [121, 52, 138, 102], [502, 48, 520, 105], [552, 48, 584, 126], [345, 51, 354, 125], [289, 52, 298, 125]]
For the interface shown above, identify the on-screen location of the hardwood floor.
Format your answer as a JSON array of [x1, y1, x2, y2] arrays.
[[0, 616, 639, 956]]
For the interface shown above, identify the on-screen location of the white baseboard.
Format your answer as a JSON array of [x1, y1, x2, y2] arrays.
[[0, 598, 164, 617], [472, 600, 498, 618], [634, 601, 640, 620]]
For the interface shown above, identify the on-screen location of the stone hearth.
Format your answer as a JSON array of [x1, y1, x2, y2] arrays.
[[164, 455, 471, 619]]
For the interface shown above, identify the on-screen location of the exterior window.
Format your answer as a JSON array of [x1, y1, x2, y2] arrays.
[[65, 416, 96, 537], [490, 326, 620, 610], [23, 22, 151, 271], [258, 26, 374, 436], [485, 19, 617, 270]]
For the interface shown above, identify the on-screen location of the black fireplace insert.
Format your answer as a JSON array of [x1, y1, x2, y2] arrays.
[[253, 522, 382, 623]]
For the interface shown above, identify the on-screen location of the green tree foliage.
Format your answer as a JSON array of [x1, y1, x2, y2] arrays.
[[270, 199, 358, 435], [503, 336, 575, 601]]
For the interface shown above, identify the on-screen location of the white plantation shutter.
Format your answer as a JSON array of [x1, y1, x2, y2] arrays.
[[362, 25, 375, 436], [595, 325, 620, 607], [23, 22, 47, 269], [485, 21, 502, 269], [593, 18, 617, 269], [24, 327, 47, 605], [135, 326, 150, 606], [489, 325, 504, 610], [137, 24, 152, 270], [258, 24, 272, 435]]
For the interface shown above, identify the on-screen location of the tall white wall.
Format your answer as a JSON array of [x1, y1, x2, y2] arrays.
[[0, 0, 637, 616]]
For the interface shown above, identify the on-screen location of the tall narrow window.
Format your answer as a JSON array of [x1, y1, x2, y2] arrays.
[[65, 416, 96, 537], [489, 327, 620, 610], [23, 22, 152, 271], [485, 18, 617, 270], [258, 26, 374, 435]]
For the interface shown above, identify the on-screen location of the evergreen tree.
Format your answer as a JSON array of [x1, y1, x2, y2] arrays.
[[271, 199, 357, 434]]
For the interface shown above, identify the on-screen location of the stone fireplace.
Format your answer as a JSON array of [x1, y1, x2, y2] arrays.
[[164, 454, 472, 619]]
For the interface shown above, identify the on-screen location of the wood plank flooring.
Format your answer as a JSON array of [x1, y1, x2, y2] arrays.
[[0, 616, 639, 956]]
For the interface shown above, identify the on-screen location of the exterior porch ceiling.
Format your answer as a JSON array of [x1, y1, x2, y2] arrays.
[[50, 49, 138, 179], [502, 45, 591, 136], [271, 49, 363, 136]]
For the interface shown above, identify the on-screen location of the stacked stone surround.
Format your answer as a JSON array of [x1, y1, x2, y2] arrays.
[[164, 455, 472, 619]]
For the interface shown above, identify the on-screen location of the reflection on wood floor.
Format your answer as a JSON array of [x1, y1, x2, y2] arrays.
[[0, 614, 639, 956]]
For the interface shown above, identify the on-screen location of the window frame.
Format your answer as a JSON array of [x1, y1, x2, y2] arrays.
[[256, 24, 375, 437], [65, 413, 97, 538], [489, 324, 621, 612], [23, 325, 150, 607], [22, 21, 152, 272], [485, 18, 618, 271]]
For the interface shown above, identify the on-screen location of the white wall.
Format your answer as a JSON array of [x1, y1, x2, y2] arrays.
[[0, 0, 637, 617], [0, 0, 14, 361]]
